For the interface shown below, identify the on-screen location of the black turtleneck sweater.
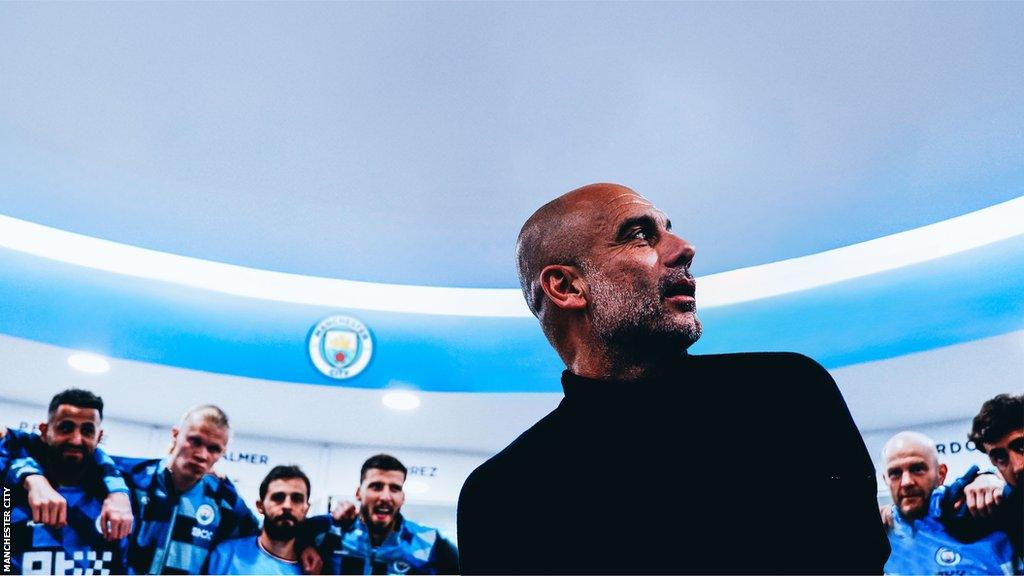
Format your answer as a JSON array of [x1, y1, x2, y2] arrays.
[[458, 352, 890, 574]]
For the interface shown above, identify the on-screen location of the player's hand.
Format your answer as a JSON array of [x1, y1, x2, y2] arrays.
[[963, 473, 1006, 518], [23, 474, 67, 528], [99, 492, 134, 540], [331, 500, 358, 528], [879, 504, 894, 529], [299, 546, 324, 575]]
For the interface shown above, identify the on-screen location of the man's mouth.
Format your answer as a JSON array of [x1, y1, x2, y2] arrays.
[[272, 514, 297, 525], [371, 506, 394, 520], [898, 491, 925, 505], [663, 279, 697, 304], [58, 446, 86, 460]]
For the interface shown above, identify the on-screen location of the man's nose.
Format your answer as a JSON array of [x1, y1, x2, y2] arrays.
[[379, 489, 394, 502], [900, 471, 915, 487], [662, 232, 696, 270]]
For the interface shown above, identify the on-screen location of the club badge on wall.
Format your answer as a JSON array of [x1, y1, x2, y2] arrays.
[[308, 315, 374, 379]]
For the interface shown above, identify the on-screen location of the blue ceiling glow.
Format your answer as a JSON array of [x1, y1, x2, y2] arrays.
[[1, 233, 1020, 393]]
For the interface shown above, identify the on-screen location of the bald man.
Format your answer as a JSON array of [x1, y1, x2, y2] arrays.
[[881, 431, 1015, 575], [457, 183, 889, 574]]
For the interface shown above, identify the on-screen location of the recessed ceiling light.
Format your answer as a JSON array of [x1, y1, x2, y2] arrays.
[[67, 352, 110, 374], [382, 390, 420, 411]]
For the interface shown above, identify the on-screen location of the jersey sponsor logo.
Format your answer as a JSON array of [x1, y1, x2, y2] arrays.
[[308, 315, 374, 379], [191, 526, 214, 541], [195, 504, 216, 526], [22, 550, 113, 575], [935, 547, 962, 567]]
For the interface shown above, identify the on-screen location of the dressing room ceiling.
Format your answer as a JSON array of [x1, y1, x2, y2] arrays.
[[1, 2, 1021, 288]]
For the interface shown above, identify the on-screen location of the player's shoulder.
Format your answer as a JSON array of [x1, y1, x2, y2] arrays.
[[201, 473, 246, 508], [0, 428, 40, 451], [113, 456, 161, 482], [399, 517, 449, 545], [207, 534, 258, 572], [0, 428, 35, 442]]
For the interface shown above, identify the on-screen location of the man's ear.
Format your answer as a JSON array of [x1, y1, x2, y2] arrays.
[[97, 429, 104, 445], [355, 486, 362, 501], [539, 265, 587, 311], [37, 421, 48, 438], [255, 499, 265, 515], [937, 463, 948, 485], [168, 426, 179, 455]]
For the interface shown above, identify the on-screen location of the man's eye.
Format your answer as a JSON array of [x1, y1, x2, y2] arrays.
[[270, 493, 286, 503], [207, 445, 223, 455], [1009, 438, 1024, 454], [187, 437, 203, 447], [79, 424, 96, 437], [57, 422, 75, 434], [990, 449, 1009, 466], [290, 494, 306, 504]]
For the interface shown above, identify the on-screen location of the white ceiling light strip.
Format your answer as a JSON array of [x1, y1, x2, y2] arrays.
[[0, 195, 1021, 316], [700, 195, 1024, 306]]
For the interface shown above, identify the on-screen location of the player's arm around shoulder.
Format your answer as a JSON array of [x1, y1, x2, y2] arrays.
[[89, 445, 134, 541], [213, 474, 263, 539], [0, 428, 45, 487]]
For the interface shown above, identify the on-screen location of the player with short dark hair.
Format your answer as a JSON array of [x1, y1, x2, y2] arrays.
[[47, 388, 105, 420], [1, 388, 132, 573], [950, 393, 1024, 568], [317, 454, 458, 574], [206, 465, 313, 575], [359, 453, 406, 482], [969, 393, 1024, 477], [261, 464, 312, 500]]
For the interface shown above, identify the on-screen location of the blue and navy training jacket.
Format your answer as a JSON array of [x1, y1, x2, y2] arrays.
[[1, 429, 130, 575], [1, 428, 129, 496], [316, 516, 459, 575], [113, 456, 261, 575]]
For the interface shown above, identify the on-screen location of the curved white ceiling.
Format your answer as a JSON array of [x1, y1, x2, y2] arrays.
[[1, 3, 1022, 287]]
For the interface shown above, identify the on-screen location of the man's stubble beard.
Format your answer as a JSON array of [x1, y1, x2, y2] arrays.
[[263, 514, 299, 542], [586, 266, 702, 352]]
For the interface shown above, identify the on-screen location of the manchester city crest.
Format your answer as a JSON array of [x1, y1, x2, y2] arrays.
[[196, 503, 216, 526], [934, 547, 961, 567], [308, 315, 374, 379]]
